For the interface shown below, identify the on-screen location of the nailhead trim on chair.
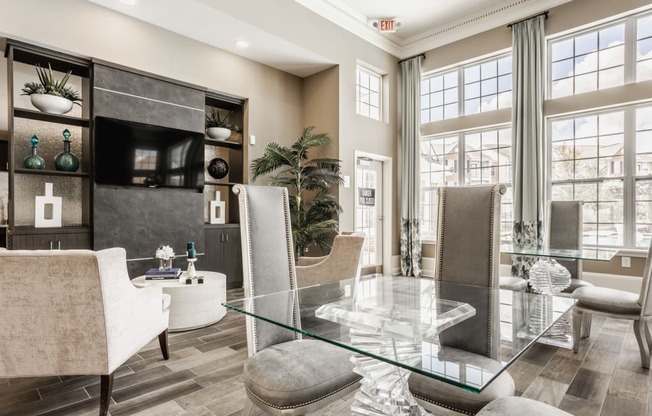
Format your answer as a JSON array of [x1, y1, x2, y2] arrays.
[[413, 393, 476, 415], [245, 376, 362, 410]]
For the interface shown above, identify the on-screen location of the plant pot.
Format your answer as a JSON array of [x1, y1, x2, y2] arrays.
[[30, 94, 73, 115], [206, 127, 231, 141]]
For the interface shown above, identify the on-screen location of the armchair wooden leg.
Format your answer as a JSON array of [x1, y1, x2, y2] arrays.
[[633, 320, 650, 369], [100, 373, 114, 416], [581, 314, 592, 338], [159, 329, 170, 360]]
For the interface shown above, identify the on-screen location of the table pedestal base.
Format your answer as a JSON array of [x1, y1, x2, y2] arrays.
[[349, 330, 431, 416]]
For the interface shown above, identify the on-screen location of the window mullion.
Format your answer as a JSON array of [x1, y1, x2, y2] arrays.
[[624, 107, 637, 248]]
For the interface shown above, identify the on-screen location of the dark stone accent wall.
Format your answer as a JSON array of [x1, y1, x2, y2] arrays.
[[94, 187, 204, 277], [92, 64, 206, 277], [93, 64, 204, 132]]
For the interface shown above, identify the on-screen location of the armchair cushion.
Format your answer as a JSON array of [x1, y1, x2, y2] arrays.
[[561, 278, 593, 294], [573, 286, 641, 315], [243, 339, 360, 409]]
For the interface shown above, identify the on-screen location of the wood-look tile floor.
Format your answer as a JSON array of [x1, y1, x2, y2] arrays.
[[1, 288, 650, 416]]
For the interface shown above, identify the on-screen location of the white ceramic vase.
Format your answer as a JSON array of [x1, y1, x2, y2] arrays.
[[206, 127, 231, 141], [30, 94, 74, 115]]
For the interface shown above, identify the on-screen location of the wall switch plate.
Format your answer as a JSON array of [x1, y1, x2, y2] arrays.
[[249, 135, 256, 145], [343, 175, 351, 188], [621, 256, 631, 268]]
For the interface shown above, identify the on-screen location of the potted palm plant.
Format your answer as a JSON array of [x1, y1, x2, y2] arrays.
[[205, 108, 232, 141], [251, 126, 343, 259], [21, 64, 82, 115]]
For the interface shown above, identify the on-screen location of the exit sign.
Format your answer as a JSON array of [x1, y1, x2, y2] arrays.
[[377, 19, 397, 33]]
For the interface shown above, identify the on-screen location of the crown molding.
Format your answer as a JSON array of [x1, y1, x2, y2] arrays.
[[296, 0, 573, 58]]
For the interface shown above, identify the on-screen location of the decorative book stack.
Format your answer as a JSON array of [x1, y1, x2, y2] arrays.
[[145, 268, 182, 280]]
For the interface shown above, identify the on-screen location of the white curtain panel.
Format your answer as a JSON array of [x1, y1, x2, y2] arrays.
[[399, 56, 423, 277], [511, 15, 546, 277]]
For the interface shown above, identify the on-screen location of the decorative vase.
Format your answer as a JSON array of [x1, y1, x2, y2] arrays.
[[54, 129, 79, 172], [528, 258, 571, 295], [159, 258, 173, 271], [206, 127, 231, 141], [30, 94, 73, 115], [207, 158, 229, 179], [23, 135, 46, 170]]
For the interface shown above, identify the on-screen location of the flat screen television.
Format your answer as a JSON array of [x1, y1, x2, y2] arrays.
[[94, 117, 204, 190]]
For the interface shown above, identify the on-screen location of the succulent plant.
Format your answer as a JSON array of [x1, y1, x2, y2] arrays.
[[21, 63, 82, 105], [205, 108, 232, 129]]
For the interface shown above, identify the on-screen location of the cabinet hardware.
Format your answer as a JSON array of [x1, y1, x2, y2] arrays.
[[57, 240, 61, 250], [49, 241, 53, 250]]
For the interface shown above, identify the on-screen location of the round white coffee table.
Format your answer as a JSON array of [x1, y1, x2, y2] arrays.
[[132, 271, 226, 332]]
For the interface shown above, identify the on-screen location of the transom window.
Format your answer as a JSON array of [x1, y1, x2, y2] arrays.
[[421, 54, 512, 124], [420, 127, 513, 242], [637, 14, 652, 81], [356, 65, 382, 121]]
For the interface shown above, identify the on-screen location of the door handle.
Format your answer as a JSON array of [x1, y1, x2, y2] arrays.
[[378, 216, 384, 221], [225, 233, 229, 242]]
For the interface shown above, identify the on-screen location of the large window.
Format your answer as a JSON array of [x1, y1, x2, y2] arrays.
[[420, 127, 513, 241], [421, 54, 512, 124], [549, 104, 652, 248], [356, 65, 382, 121]]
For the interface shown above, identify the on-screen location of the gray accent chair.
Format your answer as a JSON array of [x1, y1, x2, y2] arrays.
[[408, 184, 516, 415], [295, 232, 365, 288], [233, 184, 361, 415], [477, 397, 571, 416], [547, 201, 592, 294], [572, 240, 652, 368]]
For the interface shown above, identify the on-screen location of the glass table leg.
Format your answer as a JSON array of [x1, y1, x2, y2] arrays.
[[349, 329, 430, 416]]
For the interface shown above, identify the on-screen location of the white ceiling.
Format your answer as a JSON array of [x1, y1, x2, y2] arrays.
[[86, 0, 572, 77]]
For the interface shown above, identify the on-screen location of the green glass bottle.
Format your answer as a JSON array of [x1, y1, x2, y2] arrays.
[[23, 135, 46, 170], [54, 129, 79, 172]]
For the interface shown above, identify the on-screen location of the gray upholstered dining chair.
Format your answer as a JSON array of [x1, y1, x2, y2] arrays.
[[295, 232, 365, 287], [408, 184, 516, 415], [547, 200, 592, 294], [572, 240, 652, 368], [233, 184, 361, 415]]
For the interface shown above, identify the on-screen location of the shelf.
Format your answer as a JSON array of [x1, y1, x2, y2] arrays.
[[14, 108, 90, 127], [204, 223, 239, 229], [15, 168, 89, 177], [204, 181, 238, 187], [10, 225, 91, 235], [204, 138, 243, 149]]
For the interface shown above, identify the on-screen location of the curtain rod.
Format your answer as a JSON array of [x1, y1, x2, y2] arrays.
[[507, 10, 548, 28], [398, 53, 425, 65]]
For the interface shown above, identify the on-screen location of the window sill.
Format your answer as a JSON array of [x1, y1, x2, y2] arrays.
[[615, 249, 648, 258]]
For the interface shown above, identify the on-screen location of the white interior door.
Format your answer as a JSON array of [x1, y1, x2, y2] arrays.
[[355, 158, 384, 268]]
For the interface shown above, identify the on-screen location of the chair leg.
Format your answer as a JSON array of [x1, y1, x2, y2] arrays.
[[242, 396, 258, 416], [100, 373, 114, 416], [581, 313, 592, 338], [633, 320, 651, 369], [159, 329, 170, 360], [572, 311, 582, 353]]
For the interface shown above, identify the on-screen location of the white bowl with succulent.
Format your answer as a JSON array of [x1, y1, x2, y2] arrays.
[[21, 64, 82, 115], [205, 108, 233, 141]]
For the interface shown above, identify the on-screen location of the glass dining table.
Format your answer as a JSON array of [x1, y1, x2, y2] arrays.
[[223, 275, 575, 415]]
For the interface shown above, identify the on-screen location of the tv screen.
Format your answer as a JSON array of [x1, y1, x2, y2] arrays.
[[94, 117, 204, 190]]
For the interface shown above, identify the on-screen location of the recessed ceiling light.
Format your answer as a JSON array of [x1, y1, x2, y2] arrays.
[[234, 40, 250, 49], [119, 0, 137, 5]]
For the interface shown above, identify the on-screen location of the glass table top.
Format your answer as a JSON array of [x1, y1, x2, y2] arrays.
[[501, 244, 617, 261], [223, 275, 575, 393]]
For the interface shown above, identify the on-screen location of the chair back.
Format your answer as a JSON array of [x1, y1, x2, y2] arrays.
[[434, 184, 505, 359], [296, 233, 365, 287], [638, 242, 652, 317], [233, 184, 300, 356], [547, 201, 583, 279]]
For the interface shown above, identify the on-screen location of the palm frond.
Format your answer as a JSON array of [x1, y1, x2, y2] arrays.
[[250, 143, 296, 181]]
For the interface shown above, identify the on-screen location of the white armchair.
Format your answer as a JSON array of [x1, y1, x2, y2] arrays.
[[0, 248, 170, 416]]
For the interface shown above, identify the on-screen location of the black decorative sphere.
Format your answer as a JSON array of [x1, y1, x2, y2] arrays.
[[208, 158, 229, 179]]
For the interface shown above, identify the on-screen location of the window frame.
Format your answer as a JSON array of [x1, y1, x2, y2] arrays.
[[356, 65, 383, 121]]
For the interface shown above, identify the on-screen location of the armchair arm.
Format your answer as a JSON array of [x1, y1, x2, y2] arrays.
[[296, 256, 328, 267], [96, 248, 169, 373]]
